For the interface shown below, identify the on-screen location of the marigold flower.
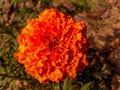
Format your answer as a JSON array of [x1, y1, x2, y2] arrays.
[[14, 9, 88, 83]]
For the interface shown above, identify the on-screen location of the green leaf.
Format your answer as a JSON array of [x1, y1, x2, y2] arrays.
[[9, 79, 16, 88], [0, 65, 5, 74], [80, 82, 92, 90], [101, 64, 107, 71], [10, 0, 18, 7], [63, 76, 73, 90]]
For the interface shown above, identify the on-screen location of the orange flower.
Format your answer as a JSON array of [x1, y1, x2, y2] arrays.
[[14, 9, 88, 83]]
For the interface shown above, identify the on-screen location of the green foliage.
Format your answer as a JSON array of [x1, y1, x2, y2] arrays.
[[80, 82, 92, 90], [74, 63, 111, 90], [71, 0, 91, 12]]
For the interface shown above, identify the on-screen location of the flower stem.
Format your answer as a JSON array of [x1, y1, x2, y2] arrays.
[[52, 82, 60, 90], [63, 76, 73, 90]]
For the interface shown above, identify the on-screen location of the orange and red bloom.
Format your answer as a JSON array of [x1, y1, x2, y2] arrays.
[[14, 9, 88, 83]]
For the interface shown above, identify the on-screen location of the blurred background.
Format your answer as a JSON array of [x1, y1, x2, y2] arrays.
[[0, 0, 120, 90]]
